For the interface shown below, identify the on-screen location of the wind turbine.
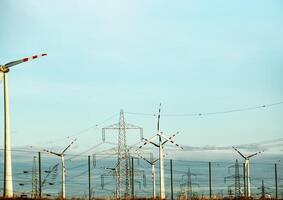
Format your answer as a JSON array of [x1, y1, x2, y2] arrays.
[[232, 146, 263, 198], [0, 54, 47, 197], [136, 104, 183, 199], [137, 153, 158, 199], [43, 139, 76, 199]]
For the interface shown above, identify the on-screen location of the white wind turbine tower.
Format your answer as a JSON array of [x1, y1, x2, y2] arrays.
[[136, 104, 183, 199], [137, 153, 158, 199], [0, 54, 47, 197], [43, 139, 77, 199], [232, 146, 263, 198]]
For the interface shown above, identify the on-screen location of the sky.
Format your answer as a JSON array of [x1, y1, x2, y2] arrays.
[[0, 0, 283, 160]]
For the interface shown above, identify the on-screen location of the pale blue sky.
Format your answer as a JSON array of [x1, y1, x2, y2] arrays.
[[0, 0, 283, 157]]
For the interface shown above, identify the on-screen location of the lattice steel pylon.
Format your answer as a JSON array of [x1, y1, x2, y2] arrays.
[[184, 168, 199, 199], [224, 159, 242, 198], [31, 156, 38, 198], [234, 159, 241, 197], [102, 110, 143, 199]]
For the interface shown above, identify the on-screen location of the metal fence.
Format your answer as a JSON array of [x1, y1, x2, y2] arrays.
[[0, 150, 282, 199]]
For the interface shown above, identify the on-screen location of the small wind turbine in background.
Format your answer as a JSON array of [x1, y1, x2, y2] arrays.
[[136, 153, 158, 199], [0, 54, 47, 197], [232, 146, 263, 198], [136, 104, 183, 200], [103, 161, 120, 199], [43, 139, 77, 199]]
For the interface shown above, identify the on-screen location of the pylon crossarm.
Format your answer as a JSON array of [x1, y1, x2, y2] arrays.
[[3, 54, 47, 68]]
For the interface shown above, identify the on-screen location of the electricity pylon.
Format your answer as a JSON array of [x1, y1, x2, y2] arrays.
[[182, 168, 199, 200], [32, 156, 38, 198], [224, 159, 243, 198], [102, 109, 143, 199], [232, 146, 263, 198], [257, 179, 270, 199], [0, 53, 47, 197], [136, 104, 183, 199], [43, 139, 76, 199]]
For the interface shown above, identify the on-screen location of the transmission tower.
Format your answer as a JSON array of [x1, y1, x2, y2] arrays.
[[181, 168, 199, 200], [224, 159, 243, 198], [257, 179, 270, 198], [102, 109, 143, 199], [31, 156, 38, 198]]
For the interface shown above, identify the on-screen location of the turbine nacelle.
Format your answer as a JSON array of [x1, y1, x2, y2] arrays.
[[0, 66, 9, 73]]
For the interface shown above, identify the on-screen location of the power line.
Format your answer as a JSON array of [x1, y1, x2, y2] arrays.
[[32, 113, 119, 147], [125, 101, 283, 117]]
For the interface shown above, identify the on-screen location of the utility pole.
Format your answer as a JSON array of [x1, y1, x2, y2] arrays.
[[102, 110, 143, 199]]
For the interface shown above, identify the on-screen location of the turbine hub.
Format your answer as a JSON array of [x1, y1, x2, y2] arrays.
[[0, 66, 9, 73]]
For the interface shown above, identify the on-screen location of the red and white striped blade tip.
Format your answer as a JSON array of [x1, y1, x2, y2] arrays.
[[22, 53, 47, 62]]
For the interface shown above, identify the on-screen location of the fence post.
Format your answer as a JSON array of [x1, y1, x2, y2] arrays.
[[170, 159, 173, 200], [243, 163, 246, 198], [132, 157, 135, 199], [209, 161, 212, 199], [275, 163, 278, 200], [88, 155, 91, 200], [38, 152, 42, 198]]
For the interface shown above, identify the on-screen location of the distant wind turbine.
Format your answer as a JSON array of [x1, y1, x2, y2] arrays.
[[136, 104, 183, 199], [43, 139, 76, 199], [137, 153, 158, 199], [232, 146, 263, 197], [0, 54, 47, 197]]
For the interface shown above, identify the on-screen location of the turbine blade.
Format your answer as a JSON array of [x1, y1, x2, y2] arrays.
[[232, 146, 247, 159], [136, 153, 151, 165], [162, 132, 179, 144], [160, 133, 184, 150], [157, 103, 161, 132], [135, 135, 158, 151], [43, 149, 60, 157], [62, 138, 77, 154], [247, 150, 264, 158], [4, 53, 47, 68]]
